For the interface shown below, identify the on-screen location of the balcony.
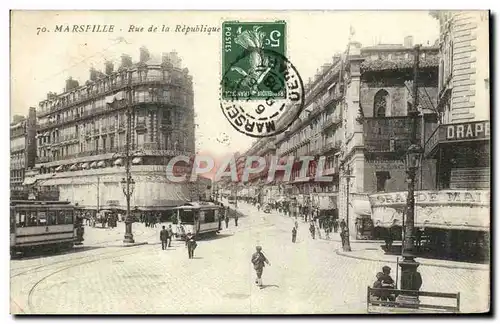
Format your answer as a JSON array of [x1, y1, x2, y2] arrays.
[[322, 114, 342, 132], [363, 117, 423, 154], [320, 140, 341, 154]]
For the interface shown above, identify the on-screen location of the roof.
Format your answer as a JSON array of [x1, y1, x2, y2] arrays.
[[361, 55, 439, 72]]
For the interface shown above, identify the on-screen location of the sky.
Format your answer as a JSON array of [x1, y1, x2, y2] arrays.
[[10, 11, 439, 158]]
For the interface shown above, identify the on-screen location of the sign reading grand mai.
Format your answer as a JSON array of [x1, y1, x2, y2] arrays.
[[370, 190, 490, 207]]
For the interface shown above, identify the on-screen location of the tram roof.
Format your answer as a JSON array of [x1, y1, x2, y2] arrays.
[[175, 201, 219, 209]]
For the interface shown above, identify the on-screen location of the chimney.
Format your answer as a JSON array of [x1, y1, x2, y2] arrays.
[[104, 61, 114, 74], [89, 67, 98, 81], [404, 36, 414, 48], [120, 54, 133, 68], [65, 77, 79, 92], [139, 46, 150, 63]]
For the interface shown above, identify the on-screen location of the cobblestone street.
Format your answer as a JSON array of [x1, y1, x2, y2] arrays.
[[10, 201, 490, 314]]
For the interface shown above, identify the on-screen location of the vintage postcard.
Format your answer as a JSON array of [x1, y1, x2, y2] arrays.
[[9, 10, 490, 314]]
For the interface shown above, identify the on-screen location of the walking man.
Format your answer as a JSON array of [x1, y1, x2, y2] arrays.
[[292, 226, 297, 243], [160, 226, 168, 250], [225, 212, 230, 229], [185, 232, 197, 259], [234, 212, 239, 227], [309, 222, 316, 240], [167, 224, 173, 247], [251, 246, 270, 288]]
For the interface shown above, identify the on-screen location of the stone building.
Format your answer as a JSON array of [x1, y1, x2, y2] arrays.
[[10, 107, 37, 191], [24, 48, 196, 215], [338, 39, 440, 240]]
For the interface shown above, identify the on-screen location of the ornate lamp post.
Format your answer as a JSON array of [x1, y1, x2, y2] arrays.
[[397, 143, 424, 306], [341, 165, 355, 252], [120, 175, 136, 243]]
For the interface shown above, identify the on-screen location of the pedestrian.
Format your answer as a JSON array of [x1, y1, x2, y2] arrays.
[[309, 222, 316, 240], [160, 225, 168, 250], [167, 224, 173, 247], [333, 219, 339, 233], [251, 246, 270, 288], [294, 217, 298, 230], [292, 226, 297, 243], [225, 212, 229, 229], [185, 232, 197, 259], [234, 212, 239, 227], [340, 219, 347, 232]]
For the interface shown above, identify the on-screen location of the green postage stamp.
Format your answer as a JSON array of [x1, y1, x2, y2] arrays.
[[221, 21, 287, 100]]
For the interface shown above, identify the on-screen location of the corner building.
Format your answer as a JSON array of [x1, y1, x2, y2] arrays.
[[26, 48, 195, 214], [10, 107, 37, 192]]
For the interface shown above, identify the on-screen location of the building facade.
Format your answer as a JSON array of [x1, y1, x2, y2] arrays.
[[368, 11, 490, 260], [25, 48, 196, 214], [10, 107, 37, 191], [339, 40, 440, 239]]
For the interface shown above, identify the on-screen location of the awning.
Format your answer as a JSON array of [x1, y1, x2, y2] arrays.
[[132, 157, 142, 165], [69, 164, 78, 171], [113, 158, 123, 166], [90, 161, 97, 168], [23, 177, 37, 185], [81, 162, 89, 169], [55, 165, 63, 172], [352, 198, 371, 217], [97, 161, 106, 168]]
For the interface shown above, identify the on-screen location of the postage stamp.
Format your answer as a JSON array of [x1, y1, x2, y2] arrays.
[[221, 21, 287, 100], [220, 47, 304, 138]]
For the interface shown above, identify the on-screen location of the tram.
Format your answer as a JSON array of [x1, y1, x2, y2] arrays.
[[173, 202, 221, 239], [10, 199, 79, 256]]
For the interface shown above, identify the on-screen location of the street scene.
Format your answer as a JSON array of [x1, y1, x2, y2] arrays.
[[9, 10, 490, 314], [10, 198, 489, 314]]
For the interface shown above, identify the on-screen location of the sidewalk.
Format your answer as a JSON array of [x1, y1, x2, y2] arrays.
[[238, 201, 490, 272]]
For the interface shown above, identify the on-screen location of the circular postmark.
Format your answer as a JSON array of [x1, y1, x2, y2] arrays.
[[220, 48, 305, 138]]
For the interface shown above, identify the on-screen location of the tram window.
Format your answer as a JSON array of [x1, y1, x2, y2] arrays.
[[38, 211, 48, 226], [26, 211, 38, 227], [65, 210, 74, 224], [47, 211, 57, 225], [204, 210, 215, 223], [10, 210, 15, 233], [57, 211, 66, 224], [16, 211, 26, 227], [180, 210, 195, 224]]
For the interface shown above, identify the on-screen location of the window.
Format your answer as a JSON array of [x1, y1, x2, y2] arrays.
[[65, 210, 74, 224], [376, 171, 391, 192], [38, 211, 47, 226], [10, 209, 15, 233], [374, 90, 389, 117], [204, 210, 216, 223], [47, 211, 57, 225], [26, 211, 38, 227], [180, 210, 195, 224], [57, 210, 66, 224], [110, 135, 115, 149]]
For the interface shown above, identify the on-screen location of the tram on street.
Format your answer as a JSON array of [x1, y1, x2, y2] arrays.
[[173, 202, 221, 239], [10, 199, 80, 256]]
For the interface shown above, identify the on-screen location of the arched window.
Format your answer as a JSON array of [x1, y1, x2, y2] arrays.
[[374, 90, 389, 117]]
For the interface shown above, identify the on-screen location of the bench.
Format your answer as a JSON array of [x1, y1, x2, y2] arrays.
[[367, 287, 460, 314]]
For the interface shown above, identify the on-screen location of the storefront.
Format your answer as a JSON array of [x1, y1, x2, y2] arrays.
[[425, 120, 490, 190], [369, 190, 490, 260]]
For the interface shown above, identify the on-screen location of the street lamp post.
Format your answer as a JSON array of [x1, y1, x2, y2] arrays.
[[120, 96, 135, 244], [396, 44, 424, 306], [341, 165, 355, 252]]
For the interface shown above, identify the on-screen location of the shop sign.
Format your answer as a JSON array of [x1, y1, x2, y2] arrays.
[[370, 190, 490, 207]]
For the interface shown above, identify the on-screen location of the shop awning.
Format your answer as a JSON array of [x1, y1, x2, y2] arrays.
[[69, 164, 78, 171], [90, 161, 97, 168], [113, 158, 123, 166], [369, 190, 490, 231], [97, 161, 106, 168], [23, 177, 37, 185], [81, 162, 89, 169], [132, 157, 142, 165], [55, 165, 63, 172]]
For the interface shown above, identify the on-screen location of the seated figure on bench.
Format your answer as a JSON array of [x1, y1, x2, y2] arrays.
[[372, 266, 396, 302]]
